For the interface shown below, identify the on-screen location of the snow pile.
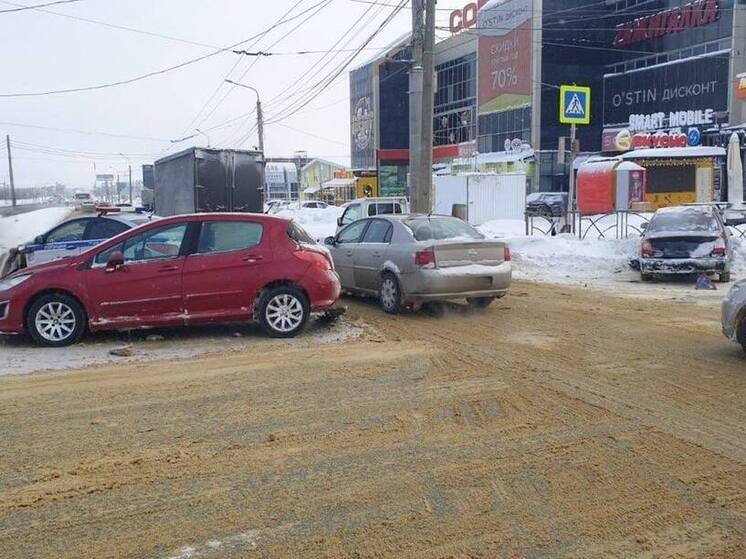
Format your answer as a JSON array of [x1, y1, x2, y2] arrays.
[[276, 205, 343, 242], [730, 233, 746, 274]]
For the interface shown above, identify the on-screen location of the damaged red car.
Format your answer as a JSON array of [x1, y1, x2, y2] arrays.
[[0, 213, 340, 346]]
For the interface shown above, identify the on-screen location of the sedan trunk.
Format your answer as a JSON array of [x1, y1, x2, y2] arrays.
[[649, 236, 718, 259], [433, 241, 505, 268]]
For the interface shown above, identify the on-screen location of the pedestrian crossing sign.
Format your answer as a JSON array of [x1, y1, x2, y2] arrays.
[[559, 85, 591, 125]]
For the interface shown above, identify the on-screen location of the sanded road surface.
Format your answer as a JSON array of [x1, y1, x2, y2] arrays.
[[1, 282, 745, 558]]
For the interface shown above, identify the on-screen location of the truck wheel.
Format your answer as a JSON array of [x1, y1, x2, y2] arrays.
[[27, 293, 86, 347], [379, 273, 402, 314], [467, 297, 496, 310], [258, 286, 309, 338], [641, 272, 655, 282], [719, 272, 731, 283]]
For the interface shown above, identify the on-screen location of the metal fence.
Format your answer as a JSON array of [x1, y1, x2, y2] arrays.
[[525, 210, 651, 240]]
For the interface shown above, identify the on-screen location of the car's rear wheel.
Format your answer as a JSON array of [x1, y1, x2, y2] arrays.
[[379, 273, 401, 314], [258, 286, 309, 338], [467, 297, 496, 310], [27, 293, 86, 347], [641, 272, 655, 282]]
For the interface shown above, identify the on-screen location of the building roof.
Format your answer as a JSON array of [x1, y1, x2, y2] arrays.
[[349, 31, 410, 72], [301, 158, 346, 173], [621, 147, 726, 159]]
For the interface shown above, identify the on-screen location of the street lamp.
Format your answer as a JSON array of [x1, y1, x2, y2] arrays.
[[225, 79, 264, 155], [195, 128, 211, 147], [119, 153, 133, 205]]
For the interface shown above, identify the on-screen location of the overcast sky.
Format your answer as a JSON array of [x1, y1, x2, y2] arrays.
[[0, 0, 464, 189]]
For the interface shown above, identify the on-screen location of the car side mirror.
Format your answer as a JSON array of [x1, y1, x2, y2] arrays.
[[105, 250, 125, 272], [324, 236, 336, 246], [337, 217, 344, 227], [33, 235, 43, 244]]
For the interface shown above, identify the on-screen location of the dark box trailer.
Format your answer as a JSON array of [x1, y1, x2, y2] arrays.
[[154, 147, 264, 216]]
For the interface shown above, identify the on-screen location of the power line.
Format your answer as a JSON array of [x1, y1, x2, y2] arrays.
[[0, 0, 79, 13], [0, 120, 170, 141], [0, 1, 333, 98]]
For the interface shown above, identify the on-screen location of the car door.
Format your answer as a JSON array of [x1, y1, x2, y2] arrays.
[[354, 219, 393, 291], [26, 218, 90, 267], [85, 222, 189, 328], [331, 220, 369, 289], [180, 219, 268, 323]]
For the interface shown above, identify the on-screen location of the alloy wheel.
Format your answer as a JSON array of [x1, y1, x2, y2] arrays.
[[265, 293, 305, 333], [35, 302, 77, 343]]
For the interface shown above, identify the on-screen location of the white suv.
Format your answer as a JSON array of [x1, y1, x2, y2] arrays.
[[336, 197, 409, 231]]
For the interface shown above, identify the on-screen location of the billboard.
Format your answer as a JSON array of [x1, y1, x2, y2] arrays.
[[603, 53, 729, 127], [350, 63, 376, 170], [477, 0, 533, 116]]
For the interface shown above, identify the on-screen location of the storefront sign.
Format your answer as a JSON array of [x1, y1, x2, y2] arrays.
[[449, 0, 487, 34], [603, 128, 702, 152], [628, 109, 714, 131], [613, 0, 719, 48], [477, 0, 533, 116], [603, 54, 728, 127]]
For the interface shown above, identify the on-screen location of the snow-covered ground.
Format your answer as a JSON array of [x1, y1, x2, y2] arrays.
[[1, 316, 364, 377], [275, 205, 343, 242]]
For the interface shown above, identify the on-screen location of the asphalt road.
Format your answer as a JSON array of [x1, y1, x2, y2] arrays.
[[0, 281, 744, 558]]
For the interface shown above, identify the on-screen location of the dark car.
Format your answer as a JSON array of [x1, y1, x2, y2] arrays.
[[640, 206, 733, 282], [0, 213, 340, 346], [525, 192, 568, 218]]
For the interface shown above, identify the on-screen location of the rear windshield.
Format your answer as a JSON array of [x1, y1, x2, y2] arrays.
[[287, 221, 316, 244], [404, 217, 484, 241], [647, 210, 721, 235]]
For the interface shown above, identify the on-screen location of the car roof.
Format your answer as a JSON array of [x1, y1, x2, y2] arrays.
[[146, 212, 293, 226]]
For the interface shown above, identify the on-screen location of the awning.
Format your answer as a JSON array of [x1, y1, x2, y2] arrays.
[[303, 187, 320, 195], [322, 178, 357, 189]]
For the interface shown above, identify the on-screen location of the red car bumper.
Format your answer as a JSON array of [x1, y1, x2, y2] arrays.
[[303, 268, 341, 311]]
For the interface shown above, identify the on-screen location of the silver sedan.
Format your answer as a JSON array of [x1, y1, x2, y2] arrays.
[[324, 215, 511, 313], [722, 278, 746, 353]]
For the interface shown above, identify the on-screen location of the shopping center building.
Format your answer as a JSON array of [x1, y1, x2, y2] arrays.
[[349, 0, 746, 199]]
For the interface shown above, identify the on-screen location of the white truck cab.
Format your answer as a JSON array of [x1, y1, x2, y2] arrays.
[[337, 197, 409, 231]]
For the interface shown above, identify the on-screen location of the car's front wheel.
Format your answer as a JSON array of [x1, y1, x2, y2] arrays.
[[27, 293, 86, 347], [258, 286, 309, 338]]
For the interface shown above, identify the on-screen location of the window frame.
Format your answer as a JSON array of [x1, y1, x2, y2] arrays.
[[192, 220, 264, 256], [341, 203, 362, 225], [92, 222, 190, 268], [44, 219, 90, 244], [361, 219, 393, 244], [336, 219, 369, 244], [84, 218, 130, 241]]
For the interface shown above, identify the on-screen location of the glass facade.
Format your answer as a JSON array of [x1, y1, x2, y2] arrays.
[[434, 53, 477, 146]]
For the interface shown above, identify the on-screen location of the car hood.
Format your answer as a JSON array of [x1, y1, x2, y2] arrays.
[[6, 256, 80, 279]]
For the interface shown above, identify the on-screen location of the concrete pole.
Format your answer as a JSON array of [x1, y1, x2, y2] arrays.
[[6, 135, 16, 207], [256, 97, 265, 155], [420, 0, 436, 214], [409, 0, 424, 210], [128, 164, 133, 205]]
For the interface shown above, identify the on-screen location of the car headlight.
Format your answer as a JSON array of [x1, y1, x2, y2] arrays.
[[0, 274, 32, 292]]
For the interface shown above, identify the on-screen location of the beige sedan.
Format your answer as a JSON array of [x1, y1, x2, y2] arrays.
[[324, 215, 511, 313]]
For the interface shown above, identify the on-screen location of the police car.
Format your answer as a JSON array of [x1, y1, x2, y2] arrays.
[[2, 211, 154, 276]]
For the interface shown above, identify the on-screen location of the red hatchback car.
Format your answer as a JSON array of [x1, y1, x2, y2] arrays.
[[0, 213, 340, 346]]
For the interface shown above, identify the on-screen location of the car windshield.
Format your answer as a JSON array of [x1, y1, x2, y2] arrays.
[[404, 217, 484, 241], [647, 209, 721, 235]]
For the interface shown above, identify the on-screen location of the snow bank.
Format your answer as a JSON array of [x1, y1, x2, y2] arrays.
[[276, 206, 343, 242]]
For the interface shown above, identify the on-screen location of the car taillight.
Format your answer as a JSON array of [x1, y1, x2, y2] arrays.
[[504, 245, 511, 262], [641, 240, 654, 258], [415, 250, 435, 268], [296, 249, 333, 271], [712, 236, 727, 257]]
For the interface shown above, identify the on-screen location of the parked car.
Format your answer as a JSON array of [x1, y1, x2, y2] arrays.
[[722, 279, 746, 353], [639, 206, 733, 282], [1, 212, 154, 277], [0, 213, 340, 346], [265, 200, 291, 214], [525, 192, 568, 218], [324, 214, 511, 312], [300, 201, 330, 209], [336, 197, 409, 231]]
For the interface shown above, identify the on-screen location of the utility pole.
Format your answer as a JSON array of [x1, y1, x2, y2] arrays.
[[409, 0, 424, 212], [6, 135, 16, 207], [225, 80, 265, 155], [420, 0, 435, 214]]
